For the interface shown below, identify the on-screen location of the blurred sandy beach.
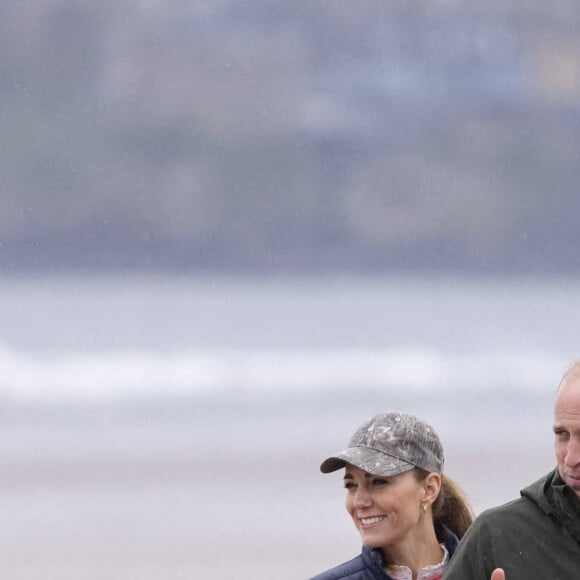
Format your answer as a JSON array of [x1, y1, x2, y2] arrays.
[[1, 392, 555, 580], [0, 273, 574, 578]]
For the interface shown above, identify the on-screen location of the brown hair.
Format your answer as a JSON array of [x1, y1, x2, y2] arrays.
[[415, 469, 474, 539]]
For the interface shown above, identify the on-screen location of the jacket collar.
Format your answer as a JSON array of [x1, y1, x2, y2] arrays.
[[521, 468, 580, 544], [360, 526, 460, 578]]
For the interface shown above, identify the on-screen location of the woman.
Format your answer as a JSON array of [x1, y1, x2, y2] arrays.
[[311, 412, 473, 580]]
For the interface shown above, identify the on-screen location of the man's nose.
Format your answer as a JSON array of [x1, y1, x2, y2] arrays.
[[564, 437, 580, 468]]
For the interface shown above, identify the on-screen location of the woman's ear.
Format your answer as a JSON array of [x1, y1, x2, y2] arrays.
[[423, 472, 442, 504]]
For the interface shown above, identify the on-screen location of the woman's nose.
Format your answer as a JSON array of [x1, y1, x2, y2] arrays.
[[353, 487, 372, 508]]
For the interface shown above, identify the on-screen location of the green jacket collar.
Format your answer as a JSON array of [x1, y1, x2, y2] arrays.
[[521, 468, 580, 544]]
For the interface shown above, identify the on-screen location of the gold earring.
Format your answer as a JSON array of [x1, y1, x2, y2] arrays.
[[423, 503, 428, 512]]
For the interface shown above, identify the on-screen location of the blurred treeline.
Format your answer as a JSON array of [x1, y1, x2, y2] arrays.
[[2, 1, 580, 273]]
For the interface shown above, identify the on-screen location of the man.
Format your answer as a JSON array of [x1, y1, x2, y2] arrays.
[[445, 361, 580, 580]]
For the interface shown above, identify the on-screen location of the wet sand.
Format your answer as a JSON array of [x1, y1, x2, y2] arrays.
[[2, 433, 554, 579]]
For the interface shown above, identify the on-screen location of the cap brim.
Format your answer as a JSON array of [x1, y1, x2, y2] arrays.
[[320, 446, 415, 476]]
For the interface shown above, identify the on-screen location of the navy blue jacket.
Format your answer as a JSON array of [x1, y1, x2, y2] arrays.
[[309, 527, 460, 580]]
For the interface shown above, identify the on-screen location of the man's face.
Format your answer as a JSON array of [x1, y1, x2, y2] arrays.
[[554, 373, 580, 497]]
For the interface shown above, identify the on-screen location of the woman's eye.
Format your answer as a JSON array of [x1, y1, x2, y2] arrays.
[[372, 478, 388, 486], [344, 482, 356, 490]]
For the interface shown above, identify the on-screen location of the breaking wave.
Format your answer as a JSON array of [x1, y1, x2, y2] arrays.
[[0, 343, 569, 402]]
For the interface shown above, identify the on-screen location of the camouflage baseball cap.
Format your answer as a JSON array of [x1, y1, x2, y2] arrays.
[[320, 412, 444, 476]]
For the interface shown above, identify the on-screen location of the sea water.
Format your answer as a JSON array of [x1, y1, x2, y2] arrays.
[[0, 272, 577, 579]]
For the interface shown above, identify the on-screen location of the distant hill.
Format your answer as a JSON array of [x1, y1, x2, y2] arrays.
[[2, 1, 580, 274]]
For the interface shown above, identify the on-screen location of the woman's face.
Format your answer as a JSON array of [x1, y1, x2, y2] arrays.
[[344, 464, 427, 551]]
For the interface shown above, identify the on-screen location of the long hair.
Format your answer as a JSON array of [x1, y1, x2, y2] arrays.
[[415, 469, 474, 539]]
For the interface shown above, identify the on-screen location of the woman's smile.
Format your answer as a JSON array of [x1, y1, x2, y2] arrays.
[[359, 515, 386, 528]]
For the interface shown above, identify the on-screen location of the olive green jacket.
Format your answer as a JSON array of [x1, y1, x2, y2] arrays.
[[445, 469, 580, 580]]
